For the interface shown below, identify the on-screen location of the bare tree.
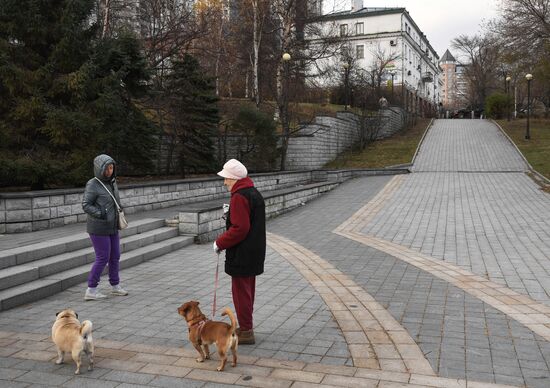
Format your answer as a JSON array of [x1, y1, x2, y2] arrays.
[[452, 34, 501, 110]]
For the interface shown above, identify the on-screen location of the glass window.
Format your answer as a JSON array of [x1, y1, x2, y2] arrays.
[[340, 24, 348, 36], [356, 45, 364, 59], [356, 22, 364, 34]]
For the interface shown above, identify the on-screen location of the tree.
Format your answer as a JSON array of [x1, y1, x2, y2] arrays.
[[491, 0, 550, 117], [451, 34, 501, 110], [0, 0, 157, 189], [165, 55, 219, 176]]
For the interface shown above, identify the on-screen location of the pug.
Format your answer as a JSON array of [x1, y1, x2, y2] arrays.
[[51, 309, 94, 374]]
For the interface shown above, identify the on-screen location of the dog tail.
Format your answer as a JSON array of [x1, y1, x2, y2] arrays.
[[80, 320, 93, 340], [221, 307, 237, 334]]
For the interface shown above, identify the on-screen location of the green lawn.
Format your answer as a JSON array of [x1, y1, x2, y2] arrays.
[[325, 118, 432, 169], [496, 119, 550, 180]]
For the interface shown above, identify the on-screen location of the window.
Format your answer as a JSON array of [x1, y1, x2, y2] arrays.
[[340, 24, 348, 36], [356, 22, 364, 35], [356, 45, 364, 59]]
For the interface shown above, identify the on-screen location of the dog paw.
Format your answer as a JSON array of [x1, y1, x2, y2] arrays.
[[217, 366, 224, 371], [195, 358, 204, 363], [205, 355, 211, 359], [55, 359, 63, 365], [74, 370, 80, 375], [232, 362, 236, 367]]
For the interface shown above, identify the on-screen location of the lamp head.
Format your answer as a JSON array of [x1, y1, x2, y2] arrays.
[[506, 76, 511, 82], [282, 53, 291, 61], [526, 73, 533, 81]]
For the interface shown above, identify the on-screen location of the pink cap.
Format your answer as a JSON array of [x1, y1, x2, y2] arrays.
[[217, 159, 248, 180]]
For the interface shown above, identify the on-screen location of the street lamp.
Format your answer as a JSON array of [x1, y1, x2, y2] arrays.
[[505, 75, 511, 121], [389, 70, 396, 102], [525, 73, 533, 140], [343, 63, 350, 110], [280, 52, 292, 170]]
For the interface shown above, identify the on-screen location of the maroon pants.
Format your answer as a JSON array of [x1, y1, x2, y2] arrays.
[[231, 276, 256, 331]]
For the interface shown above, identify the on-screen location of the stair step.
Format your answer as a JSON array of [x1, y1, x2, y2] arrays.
[[0, 227, 179, 291], [0, 218, 166, 270], [0, 235, 194, 311]]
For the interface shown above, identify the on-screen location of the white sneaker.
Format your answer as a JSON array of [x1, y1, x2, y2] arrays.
[[111, 284, 128, 296], [84, 287, 107, 301]]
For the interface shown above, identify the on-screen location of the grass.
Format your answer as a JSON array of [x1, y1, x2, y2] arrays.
[[325, 118, 432, 169], [495, 118, 550, 180]]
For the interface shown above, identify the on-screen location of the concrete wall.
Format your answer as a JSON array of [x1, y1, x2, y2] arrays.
[[179, 181, 340, 243], [285, 108, 406, 170], [0, 171, 314, 234]]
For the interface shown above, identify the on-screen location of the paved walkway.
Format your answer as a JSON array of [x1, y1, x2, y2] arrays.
[[1, 119, 550, 387]]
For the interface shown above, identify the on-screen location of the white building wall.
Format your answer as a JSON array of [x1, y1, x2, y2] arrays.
[[307, 9, 440, 103]]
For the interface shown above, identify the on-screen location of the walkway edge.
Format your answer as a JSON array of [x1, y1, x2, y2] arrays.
[[491, 119, 550, 185], [411, 118, 434, 166]]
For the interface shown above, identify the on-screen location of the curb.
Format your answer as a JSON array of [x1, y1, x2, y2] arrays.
[[411, 118, 434, 166], [491, 119, 550, 186]]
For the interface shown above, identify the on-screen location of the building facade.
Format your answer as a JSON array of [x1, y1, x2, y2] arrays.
[[307, 2, 441, 111], [439, 49, 468, 110]]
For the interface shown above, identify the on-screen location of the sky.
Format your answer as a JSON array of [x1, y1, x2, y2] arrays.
[[323, 0, 500, 57]]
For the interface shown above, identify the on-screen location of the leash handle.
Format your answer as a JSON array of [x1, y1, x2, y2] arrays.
[[212, 252, 220, 319]]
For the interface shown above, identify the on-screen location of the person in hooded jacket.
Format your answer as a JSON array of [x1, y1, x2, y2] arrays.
[[213, 159, 266, 345], [82, 154, 128, 300]]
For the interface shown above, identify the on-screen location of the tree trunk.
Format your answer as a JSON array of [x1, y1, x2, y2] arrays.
[[252, 0, 261, 107]]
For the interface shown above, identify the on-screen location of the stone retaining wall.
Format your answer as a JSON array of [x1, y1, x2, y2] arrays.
[[0, 171, 313, 234], [178, 181, 340, 243], [0, 168, 409, 234]]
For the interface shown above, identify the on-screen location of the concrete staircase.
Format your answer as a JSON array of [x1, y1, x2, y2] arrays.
[[0, 218, 193, 311]]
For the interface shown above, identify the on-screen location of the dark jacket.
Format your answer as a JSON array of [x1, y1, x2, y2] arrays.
[[82, 154, 122, 235], [216, 177, 266, 277]]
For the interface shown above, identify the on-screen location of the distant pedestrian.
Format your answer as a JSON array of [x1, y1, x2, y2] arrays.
[[213, 159, 266, 345], [379, 96, 388, 109], [82, 154, 128, 301]]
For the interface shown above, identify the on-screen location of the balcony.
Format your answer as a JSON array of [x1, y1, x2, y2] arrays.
[[422, 72, 433, 82]]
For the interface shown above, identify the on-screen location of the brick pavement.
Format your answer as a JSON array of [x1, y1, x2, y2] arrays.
[[1, 119, 549, 387], [412, 119, 527, 172]]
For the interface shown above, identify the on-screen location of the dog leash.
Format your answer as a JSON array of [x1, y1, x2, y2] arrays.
[[212, 252, 220, 319]]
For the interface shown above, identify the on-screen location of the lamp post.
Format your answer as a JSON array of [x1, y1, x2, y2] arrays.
[[280, 52, 291, 170], [389, 70, 396, 102], [525, 73, 533, 140], [343, 63, 350, 110], [505, 75, 511, 121]]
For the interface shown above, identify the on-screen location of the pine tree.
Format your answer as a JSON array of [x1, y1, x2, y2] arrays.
[[0, 0, 157, 189], [165, 55, 219, 177]]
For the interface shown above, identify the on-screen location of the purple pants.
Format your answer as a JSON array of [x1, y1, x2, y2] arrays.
[[87, 233, 120, 288]]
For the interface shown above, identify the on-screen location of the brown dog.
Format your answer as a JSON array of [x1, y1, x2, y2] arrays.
[[177, 301, 238, 371], [51, 309, 94, 374]]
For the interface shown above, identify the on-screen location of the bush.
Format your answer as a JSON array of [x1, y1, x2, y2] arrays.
[[485, 93, 512, 119], [231, 107, 279, 172]]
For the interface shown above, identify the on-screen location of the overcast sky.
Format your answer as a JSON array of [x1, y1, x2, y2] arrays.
[[323, 0, 500, 57]]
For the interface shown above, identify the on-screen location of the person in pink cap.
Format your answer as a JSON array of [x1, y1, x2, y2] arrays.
[[213, 159, 266, 344]]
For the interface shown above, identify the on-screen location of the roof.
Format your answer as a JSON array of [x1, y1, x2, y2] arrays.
[[440, 49, 456, 63], [314, 7, 405, 22]]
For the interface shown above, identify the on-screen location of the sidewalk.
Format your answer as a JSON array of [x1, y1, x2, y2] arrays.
[[1, 120, 550, 387]]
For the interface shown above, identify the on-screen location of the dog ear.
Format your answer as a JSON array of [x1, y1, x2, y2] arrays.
[[193, 301, 200, 306], [55, 311, 61, 317], [75, 312, 79, 319]]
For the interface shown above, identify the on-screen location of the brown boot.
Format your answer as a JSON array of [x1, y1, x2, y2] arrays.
[[237, 329, 255, 345]]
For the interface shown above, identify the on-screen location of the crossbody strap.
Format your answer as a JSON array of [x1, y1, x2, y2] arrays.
[[94, 177, 121, 211]]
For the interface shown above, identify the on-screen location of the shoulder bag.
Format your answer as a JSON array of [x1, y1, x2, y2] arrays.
[[94, 177, 128, 230]]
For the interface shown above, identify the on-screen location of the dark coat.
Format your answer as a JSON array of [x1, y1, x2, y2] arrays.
[[81, 154, 122, 235], [216, 178, 266, 277]]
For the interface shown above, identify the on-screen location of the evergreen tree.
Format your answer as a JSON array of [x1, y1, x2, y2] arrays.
[[165, 55, 219, 177], [0, 0, 157, 189]]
